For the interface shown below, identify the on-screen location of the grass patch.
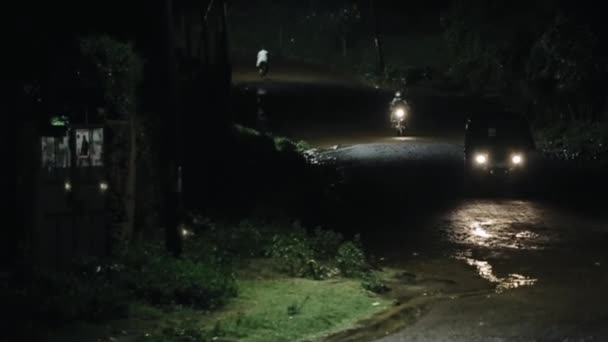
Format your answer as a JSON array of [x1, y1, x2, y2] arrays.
[[43, 275, 392, 342], [12, 220, 391, 341], [206, 277, 390, 342]]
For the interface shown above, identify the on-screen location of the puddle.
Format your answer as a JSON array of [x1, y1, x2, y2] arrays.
[[455, 252, 538, 293], [442, 200, 555, 251], [496, 273, 538, 292]]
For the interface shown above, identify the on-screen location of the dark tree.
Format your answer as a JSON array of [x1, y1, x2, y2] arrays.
[[369, 0, 385, 74], [161, 0, 183, 257]]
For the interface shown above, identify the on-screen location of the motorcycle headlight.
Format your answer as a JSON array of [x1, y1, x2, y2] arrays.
[[475, 153, 488, 165], [511, 154, 524, 165], [395, 108, 406, 118], [64, 180, 72, 192]]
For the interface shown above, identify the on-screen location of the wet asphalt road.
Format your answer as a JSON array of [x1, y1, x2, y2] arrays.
[[233, 74, 608, 341]]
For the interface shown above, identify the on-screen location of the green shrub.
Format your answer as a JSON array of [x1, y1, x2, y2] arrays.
[[7, 266, 130, 326], [267, 226, 370, 280], [129, 254, 237, 309], [216, 220, 270, 258], [186, 220, 269, 267], [310, 227, 344, 259], [296, 140, 312, 152], [274, 136, 298, 153], [234, 124, 262, 138], [137, 318, 212, 342], [336, 237, 367, 278], [361, 272, 391, 294], [269, 229, 317, 278], [537, 120, 608, 160]]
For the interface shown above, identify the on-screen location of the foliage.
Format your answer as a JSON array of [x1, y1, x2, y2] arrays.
[[361, 272, 390, 294], [121, 244, 238, 309], [267, 224, 371, 280], [273, 136, 298, 153], [268, 226, 325, 279], [443, 1, 539, 91], [310, 227, 344, 259], [186, 219, 271, 264], [138, 319, 211, 342], [527, 15, 600, 93], [135, 114, 163, 235], [104, 123, 130, 246], [79, 35, 146, 250], [7, 219, 391, 341], [336, 236, 367, 278], [526, 15, 606, 122], [367, 64, 435, 90], [234, 124, 262, 139], [3, 265, 130, 331], [443, 1, 608, 124], [80, 35, 143, 119], [230, 1, 363, 61], [218, 125, 342, 225], [535, 120, 608, 161]]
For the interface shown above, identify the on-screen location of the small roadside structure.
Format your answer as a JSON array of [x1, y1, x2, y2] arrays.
[[33, 119, 108, 269]]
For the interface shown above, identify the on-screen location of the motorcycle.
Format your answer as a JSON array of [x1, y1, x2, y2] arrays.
[[390, 102, 409, 136], [258, 61, 269, 78]]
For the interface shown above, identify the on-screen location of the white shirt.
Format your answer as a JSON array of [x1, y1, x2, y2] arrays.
[[257, 49, 269, 67]]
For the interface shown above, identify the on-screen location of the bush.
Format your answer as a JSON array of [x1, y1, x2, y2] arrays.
[[336, 237, 367, 278], [267, 224, 371, 280], [127, 251, 237, 309], [269, 228, 321, 279], [4, 264, 130, 330], [39, 274, 129, 322], [536, 120, 608, 160], [310, 227, 344, 259], [186, 220, 270, 266], [136, 318, 212, 342], [361, 272, 390, 294], [274, 136, 298, 153]]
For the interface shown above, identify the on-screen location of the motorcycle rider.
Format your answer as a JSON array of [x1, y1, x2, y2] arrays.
[[389, 90, 408, 114], [389, 90, 411, 135], [256, 47, 269, 77]]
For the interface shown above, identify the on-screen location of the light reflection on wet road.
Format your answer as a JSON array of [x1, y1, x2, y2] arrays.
[[444, 200, 551, 251], [442, 200, 547, 293]]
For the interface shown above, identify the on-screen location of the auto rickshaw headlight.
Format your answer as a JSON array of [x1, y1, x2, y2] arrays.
[[511, 154, 524, 165], [475, 153, 488, 165]]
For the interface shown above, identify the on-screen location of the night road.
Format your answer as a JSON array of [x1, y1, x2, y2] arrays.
[[15, 2, 608, 341], [234, 73, 608, 342]]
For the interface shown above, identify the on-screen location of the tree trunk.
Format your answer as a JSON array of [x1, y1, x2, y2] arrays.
[[185, 12, 193, 58], [279, 27, 284, 57], [217, 0, 232, 125], [161, 0, 183, 257], [219, 0, 231, 86], [369, 0, 385, 74], [123, 116, 137, 240], [3, 68, 18, 270], [199, 6, 210, 68]]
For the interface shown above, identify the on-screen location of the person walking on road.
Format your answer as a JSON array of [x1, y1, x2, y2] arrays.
[[257, 48, 269, 78]]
